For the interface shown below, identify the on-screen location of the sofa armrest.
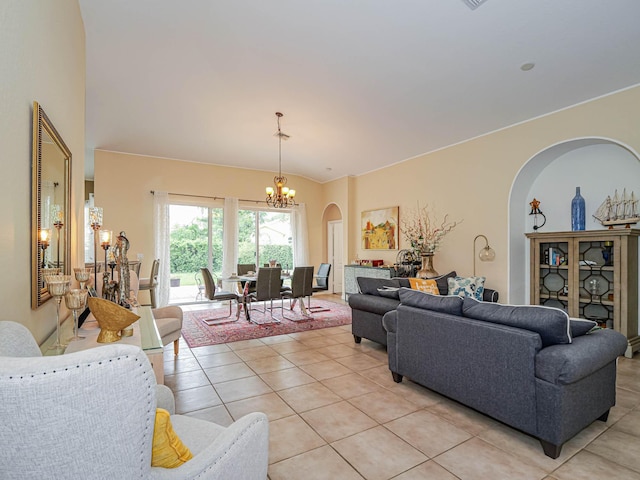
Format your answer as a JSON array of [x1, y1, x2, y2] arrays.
[[535, 328, 627, 385], [382, 310, 398, 373], [156, 384, 176, 414]]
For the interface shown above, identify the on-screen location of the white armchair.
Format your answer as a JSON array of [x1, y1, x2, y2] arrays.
[[0, 321, 269, 480]]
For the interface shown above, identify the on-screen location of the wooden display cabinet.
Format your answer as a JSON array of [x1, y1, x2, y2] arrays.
[[526, 230, 639, 358]]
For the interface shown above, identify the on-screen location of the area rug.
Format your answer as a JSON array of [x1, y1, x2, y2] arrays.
[[181, 299, 352, 348]]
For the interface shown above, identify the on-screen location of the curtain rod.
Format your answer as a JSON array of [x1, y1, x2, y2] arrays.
[[149, 190, 267, 204]]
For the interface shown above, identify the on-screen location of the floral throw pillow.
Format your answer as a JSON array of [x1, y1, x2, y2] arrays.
[[447, 276, 486, 301], [408, 278, 440, 295]]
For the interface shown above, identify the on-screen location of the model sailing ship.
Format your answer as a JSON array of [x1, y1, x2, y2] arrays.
[[593, 189, 639, 228]]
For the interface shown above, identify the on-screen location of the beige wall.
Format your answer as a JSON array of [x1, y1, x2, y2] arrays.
[[348, 85, 640, 299], [94, 151, 325, 276], [0, 1, 85, 343]]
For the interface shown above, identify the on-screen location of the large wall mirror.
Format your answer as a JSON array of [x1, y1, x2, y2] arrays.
[[32, 101, 72, 309]]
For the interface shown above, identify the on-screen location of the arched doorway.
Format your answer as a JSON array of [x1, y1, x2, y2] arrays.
[[508, 138, 640, 304]]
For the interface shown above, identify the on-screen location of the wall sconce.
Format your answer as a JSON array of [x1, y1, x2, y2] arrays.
[[529, 198, 546, 231], [39, 228, 51, 269], [473, 234, 496, 276]]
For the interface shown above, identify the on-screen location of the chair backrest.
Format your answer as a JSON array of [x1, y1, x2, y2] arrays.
[[0, 328, 157, 478], [291, 266, 314, 297], [200, 267, 217, 300], [237, 263, 256, 275], [315, 263, 332, 289], [254, 267, 282, 301], [150, 259, 160, 286]]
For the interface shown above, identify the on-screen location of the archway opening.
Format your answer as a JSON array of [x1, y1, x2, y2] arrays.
[[508, 138, 640, 304]]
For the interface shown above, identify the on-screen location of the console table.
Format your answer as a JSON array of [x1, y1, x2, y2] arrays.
[[40, 306, 165, 383]]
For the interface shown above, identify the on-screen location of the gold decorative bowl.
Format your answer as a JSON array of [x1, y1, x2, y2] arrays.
[[88, 297, 140, 343]]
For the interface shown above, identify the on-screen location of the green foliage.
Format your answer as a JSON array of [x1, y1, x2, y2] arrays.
[[170, 208, 293, 276]]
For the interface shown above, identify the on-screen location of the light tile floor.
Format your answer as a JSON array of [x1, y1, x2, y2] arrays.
[[164, 297, 640, 480]]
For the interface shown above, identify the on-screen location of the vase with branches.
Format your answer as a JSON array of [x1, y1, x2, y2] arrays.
[[401, 203, 461, 277]]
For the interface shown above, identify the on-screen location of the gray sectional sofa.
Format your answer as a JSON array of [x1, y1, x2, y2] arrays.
[[349, 273, 498, 346], [383, 288, 628, 458]]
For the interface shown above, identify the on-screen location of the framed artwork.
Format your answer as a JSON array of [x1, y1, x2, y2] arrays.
[[361, 206, 399, 250]]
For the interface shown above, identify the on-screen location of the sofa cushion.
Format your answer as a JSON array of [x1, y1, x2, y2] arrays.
[[570, 318, 598, 337], [357, 277, 402, 295], [377, 286, 400, 299], [448, 276, 485, 301], [348, 293, 400, 316], [462, 297, 571, 347], [398, 287, 463, 316], [408, 278, 440, 294]]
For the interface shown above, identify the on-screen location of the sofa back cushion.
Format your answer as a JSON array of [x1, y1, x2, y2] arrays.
[[398, 287, 463, 316], [462, 297, 571, 347], [356, 277, 411, 295]]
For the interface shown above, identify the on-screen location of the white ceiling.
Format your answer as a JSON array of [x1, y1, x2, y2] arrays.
[[79, 0, 640, 183]]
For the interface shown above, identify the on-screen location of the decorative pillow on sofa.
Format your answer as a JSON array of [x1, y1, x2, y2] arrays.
[[398, 287, 463, 316], [570, 318, 598, 337], [426, 271, 457, 295], [462, 297, 571, 347], [447, 276, 486, 301], [152, 408, 193, 468], [408, 278, 440, 294]]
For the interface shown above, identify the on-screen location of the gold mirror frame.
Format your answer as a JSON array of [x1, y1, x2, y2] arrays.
[[32, 101, 72, 309]]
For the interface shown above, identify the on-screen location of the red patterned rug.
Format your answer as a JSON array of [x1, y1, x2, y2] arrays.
[[181, 299, 352, 348]]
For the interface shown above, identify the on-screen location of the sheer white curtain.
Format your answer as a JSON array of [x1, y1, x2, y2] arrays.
[[291, 203, 309, 267], [222, 197, 239, 278], [153, 191, 171, 307]]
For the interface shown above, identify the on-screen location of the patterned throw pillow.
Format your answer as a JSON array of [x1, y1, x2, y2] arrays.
[[408, 278, 440, 295], [447, 276, 486, 301]]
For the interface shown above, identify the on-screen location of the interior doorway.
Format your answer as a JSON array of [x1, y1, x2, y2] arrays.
[[328, 220, 343, 294]]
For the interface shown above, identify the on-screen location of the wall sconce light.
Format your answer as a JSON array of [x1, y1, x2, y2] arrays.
[[529, 198, 546, 231], [39, 228, 51, 269], [473, 234, 496, 276]]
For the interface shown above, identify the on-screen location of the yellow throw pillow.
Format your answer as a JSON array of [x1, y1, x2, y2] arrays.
[[151, 408, 193, 468], [409, 278, 440, 295]]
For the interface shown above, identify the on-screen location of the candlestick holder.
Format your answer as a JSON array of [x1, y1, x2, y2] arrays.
[[64, 288, 88, 342], [44, 274, 71, 352]]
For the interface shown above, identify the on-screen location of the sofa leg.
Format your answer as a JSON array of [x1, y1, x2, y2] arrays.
[[598, 409, 610, 422], [391, 372, 403, 383], [173, 339, 179, 356], [353, 335, 362, 344], [539, 439, 562, 459]]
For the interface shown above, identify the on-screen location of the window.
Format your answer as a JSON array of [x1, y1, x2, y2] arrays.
[[238, 209, 293, 270], [169, 204, 223, 303]]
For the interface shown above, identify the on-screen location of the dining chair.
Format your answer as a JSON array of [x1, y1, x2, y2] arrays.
[[139, 259, 160, 308], [310, 263, 332, 312], [281, 266, 314, 321], [237, 263, 257, 294], [246, 267, 283, 324], [200, 267, 241, 325]]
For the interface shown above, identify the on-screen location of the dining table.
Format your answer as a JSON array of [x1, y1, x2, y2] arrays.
[[221, 272, 292, 321]]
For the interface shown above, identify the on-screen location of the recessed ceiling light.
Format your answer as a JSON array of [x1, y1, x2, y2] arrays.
[[461, 0, 490, 10], [326, 167, 332, 171], [521, 63, 535, 71]]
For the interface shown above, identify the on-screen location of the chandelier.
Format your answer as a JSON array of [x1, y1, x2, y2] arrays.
[[265, 112, 296, 208]]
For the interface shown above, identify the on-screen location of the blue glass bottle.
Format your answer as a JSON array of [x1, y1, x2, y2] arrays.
[[571, 187, 585, 231]]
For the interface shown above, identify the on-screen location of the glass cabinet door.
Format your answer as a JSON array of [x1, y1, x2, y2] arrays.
[[537, 240, 570, 313], [576, 238, 616, 328]]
